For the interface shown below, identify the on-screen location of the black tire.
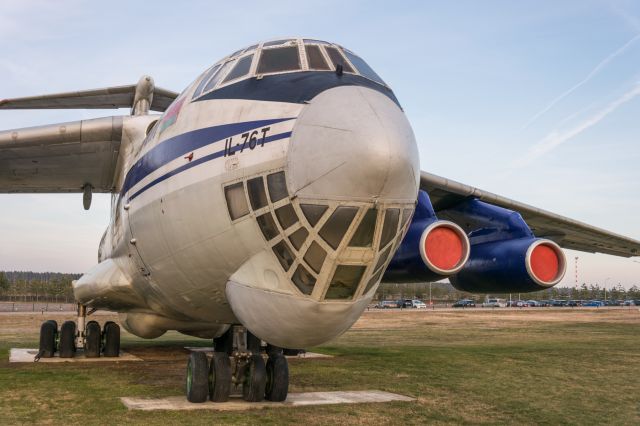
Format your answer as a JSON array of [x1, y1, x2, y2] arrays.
[[265, 354, 289, 402], [208, 352, 232, 402], [242, 354, 266, 402], [59, 321, 76, 358], [84, 320, 101, 358], [266, 344, 283, 357], [38, 320, 57, 358], [186, 352, 209, 403], [102, 322, 120, 357]]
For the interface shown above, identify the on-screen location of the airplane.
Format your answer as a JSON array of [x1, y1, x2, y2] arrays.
[[1, 38, 639, 403]]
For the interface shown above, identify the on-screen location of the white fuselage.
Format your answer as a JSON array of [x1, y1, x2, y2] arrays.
[[75, 69, 420, 348]]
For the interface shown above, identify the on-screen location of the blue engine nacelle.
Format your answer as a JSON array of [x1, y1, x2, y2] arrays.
[[385, 191, 470, 283], [449, 237, 566, 293], [443, 199, 567, 293]]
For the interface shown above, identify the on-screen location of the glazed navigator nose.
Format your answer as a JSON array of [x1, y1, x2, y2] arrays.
[[286, 86, 420, 203]]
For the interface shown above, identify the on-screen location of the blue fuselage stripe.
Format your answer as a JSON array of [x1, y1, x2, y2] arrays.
[[121, 117, 295, 198], [127, 131, 292, 201]]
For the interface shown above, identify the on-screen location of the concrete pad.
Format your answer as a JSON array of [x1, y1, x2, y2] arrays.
[[184, 347, 333, 358], [9, 348, 142, 363], [121, 390, 414, 411]]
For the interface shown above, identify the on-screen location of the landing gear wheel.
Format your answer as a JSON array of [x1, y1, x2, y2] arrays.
[[265, 354, 289, 402], [186, 352, 209, 403], [59, 321, 76, 358], [208, 352, 231, 402], [242, 354, 267, 402], [84, 320, 101, 358], [213, 329, 233, 355], [102, 321, 120, 357], [38, 320, 58, 358]]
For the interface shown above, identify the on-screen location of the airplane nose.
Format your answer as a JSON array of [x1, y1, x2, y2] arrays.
[[286, 86, 420, 203]]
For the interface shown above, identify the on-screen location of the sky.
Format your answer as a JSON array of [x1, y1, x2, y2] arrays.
[[0, 0, 639, 288]]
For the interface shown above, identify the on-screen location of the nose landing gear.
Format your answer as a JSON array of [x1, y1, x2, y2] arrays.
[[184, 325, 290, 403]]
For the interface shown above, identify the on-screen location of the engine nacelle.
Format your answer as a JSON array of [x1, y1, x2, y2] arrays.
[[450, 238, 566, 293], [385, 191, 470, 282]]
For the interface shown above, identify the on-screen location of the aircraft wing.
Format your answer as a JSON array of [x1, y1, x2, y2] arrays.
[[0, 116, 124, 193], [421, 171, 640, 258], [0, 85, 178, 111]]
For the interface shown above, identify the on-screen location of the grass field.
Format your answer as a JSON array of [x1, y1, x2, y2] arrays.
[[1, 308, 639, 425]]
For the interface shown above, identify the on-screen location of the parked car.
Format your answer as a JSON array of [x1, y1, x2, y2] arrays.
[[566, 300, 582, 307], [395, 299, 414, 308], [376, 300, 397, 309], [527, 300, 541, 307], [452, 299, 476, 308], [623, 300, 639, 306], [551, 299, 567, 307], [410, 300, 427, 309], [539, 300, 552, 307], [506, 300, 527, 307], [583, 300, 605, 307], [482, 298, 507, 308]]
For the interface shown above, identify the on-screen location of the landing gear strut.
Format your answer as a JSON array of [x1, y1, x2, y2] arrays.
[[35, 304, 121, 360], [185, 326, 290, 403]]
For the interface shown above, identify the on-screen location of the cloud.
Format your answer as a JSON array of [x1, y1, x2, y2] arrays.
[[521, 32, 640, 129], [513, 83, 640, 167]]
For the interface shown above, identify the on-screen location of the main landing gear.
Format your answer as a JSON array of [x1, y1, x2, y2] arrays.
[[35, 304, 120, 361], [185, 326, 290, 403]]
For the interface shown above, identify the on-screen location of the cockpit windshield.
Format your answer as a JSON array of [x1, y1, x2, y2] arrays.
[[191, 38, 386, 100]]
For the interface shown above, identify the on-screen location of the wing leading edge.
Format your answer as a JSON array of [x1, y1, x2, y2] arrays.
[[420, 171, 640, 258]]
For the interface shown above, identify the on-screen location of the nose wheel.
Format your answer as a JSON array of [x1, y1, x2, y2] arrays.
[[184, 326, 290, 403]]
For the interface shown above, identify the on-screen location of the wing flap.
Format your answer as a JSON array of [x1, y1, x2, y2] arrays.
[[0, 116, 124, 192], [421, 171, 640, 257]]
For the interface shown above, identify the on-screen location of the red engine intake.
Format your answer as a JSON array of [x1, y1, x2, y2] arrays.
[[419, 221, 470, 276]]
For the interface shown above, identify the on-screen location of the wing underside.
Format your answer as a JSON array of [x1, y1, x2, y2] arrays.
[[421, 171, 640, 257], [0, 117, 124, 193]]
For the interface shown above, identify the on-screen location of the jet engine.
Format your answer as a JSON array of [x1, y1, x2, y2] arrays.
[[385, 191, 470, 282], [449, 237, 566, 293]]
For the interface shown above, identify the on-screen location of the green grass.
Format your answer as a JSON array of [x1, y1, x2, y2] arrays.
[[1, 309, 638, 425]]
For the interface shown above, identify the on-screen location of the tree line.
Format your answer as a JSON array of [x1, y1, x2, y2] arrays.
[[375, 281, 640, 303], [0, 271, 81, 302]]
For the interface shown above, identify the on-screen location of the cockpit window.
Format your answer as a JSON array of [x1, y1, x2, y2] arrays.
[[324, 46, 354, 73], [263, 39, 294, 47], [305, 45, 330, 70], [257, 46, 301, 74], [343, 51, 385, 85], [303, 39, 331, 46], [192, 64, 221, 99], [202, 59, 235, 93], [222, 54, 254, 83]]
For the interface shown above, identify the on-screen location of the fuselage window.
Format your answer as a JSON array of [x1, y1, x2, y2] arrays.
[[257, 46, 301, 74], [324, 46, 355, 73], [379, 208, 400, 249], [272, 240, 295, 271], [363, 268, 384, 295], [303, 39, 331, 46], [267, 171, 289, 202], [305, 45, 330, 70], [292, 265, 316, 295], [303, 241, 327, 274], [203, 59, 235, 93], [288, 227, 309, 251], [222, 54, 254, 83], [274, 204, 298, 230], [300, 204, 328, 227], [256, 212, 279, 241], [325, 265, 366, 299], [343, 51, 385, 85], [374, 244, 392, 273], [247, 176, 268, 210], [349, 208, 377, 247], [263, 39, 294, 47], [224, 182, 250, 220], [192, 64, 221, 99], [318, 206, 358, 250]]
